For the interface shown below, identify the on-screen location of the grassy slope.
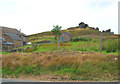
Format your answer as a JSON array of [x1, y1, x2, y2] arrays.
[[28, 27, 117, 43], [26, 26, 118, 54], [2, 51, 118, 81]]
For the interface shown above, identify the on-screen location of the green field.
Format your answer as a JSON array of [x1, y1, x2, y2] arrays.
[[23, 37, 118, 55]]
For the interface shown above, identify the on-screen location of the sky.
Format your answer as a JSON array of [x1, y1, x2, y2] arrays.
[[0, 0, 119, 35]]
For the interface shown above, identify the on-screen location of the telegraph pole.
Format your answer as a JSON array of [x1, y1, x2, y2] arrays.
[[20, 29, 23, 52]]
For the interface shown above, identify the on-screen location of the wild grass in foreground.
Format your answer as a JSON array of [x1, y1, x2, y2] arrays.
[[2, 51, 118, 81]]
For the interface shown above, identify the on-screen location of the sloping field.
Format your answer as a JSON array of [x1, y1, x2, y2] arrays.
[[2, 51, 118, 81], [28, 27, 117, 44]]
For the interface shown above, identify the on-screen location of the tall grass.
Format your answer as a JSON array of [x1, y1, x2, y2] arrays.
[[2, 52, 118, 80], [102, 39, 118, 52], [26, 38, 118, 54]]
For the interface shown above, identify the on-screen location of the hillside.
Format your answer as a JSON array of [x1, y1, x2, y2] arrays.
[[28, 26, 117, 44], [2, 23, 119, 81]]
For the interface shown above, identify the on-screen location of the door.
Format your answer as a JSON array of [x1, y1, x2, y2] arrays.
[[62, 37, 64, 42]]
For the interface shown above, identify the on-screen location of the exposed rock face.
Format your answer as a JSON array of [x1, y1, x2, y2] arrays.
[[102, 29, 111, 33], [78, 22, 88, 28]]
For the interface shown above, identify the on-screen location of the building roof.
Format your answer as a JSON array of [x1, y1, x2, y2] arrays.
[[0, 26, 20, 34], [21, 33, 29, 37], [62, 32, 72, 37], [3, 42, 13, 45], [5, 33, 22, 41]]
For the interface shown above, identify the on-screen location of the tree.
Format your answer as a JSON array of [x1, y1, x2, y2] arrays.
[[51, 25, 62, 40], [51, 25, 62, 50]]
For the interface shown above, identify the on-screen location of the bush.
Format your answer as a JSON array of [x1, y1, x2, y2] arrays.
[[27, 48, 32, 52], [71, 37, 92, 42], [102, 39, 118, 52]]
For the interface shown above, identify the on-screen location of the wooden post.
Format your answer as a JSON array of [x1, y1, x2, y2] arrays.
[[20, 29, 23, 52], [100, 33, 102, 53], [58, 36, 60, 50]]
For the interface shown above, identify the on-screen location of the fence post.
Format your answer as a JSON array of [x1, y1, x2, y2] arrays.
[[58, 36, 60, 50], [100, 33, 102, 53]]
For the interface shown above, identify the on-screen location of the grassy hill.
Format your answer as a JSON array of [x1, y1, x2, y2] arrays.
[[28, 26, 117, 44], [26, 26, 118, 54], [2, 25, 119, 81]]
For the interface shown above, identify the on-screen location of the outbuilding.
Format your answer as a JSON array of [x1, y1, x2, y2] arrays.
[[59, 32, 72, 42]]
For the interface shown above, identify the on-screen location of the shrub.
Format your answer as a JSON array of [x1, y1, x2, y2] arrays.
[[71, 37, 92, 42], [27, 48, 32, 52]]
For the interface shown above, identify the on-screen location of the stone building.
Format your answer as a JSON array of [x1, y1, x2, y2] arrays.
[[59, 32, 72, 42], [0, 26, 29, 51], [0, 37, 13, 51]]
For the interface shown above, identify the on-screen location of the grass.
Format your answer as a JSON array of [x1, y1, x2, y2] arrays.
[[30, 39, 118, 54], [2, 51, 118, 81], [102, 39, 118, 52], [2, 37, 118, 55], [0, 52, 10, 54]]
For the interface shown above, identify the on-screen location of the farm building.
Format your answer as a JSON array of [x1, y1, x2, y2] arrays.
[[0, 26, 29, 51], [0, 37, 13, 51], [59, 32, 72, 42]]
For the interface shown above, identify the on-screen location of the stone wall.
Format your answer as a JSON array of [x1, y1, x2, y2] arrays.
[[12, 40, 23, 48], [59, 33, 71, 42], [2, 44, 13, 51], [25, 37, 29, 42], [2, 31, 12, 42]]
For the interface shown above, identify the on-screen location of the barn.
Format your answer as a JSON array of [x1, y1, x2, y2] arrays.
[[59, 32, 72, 42]]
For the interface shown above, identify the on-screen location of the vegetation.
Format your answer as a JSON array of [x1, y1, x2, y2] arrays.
[[2, 51, 118, 81], [51, 25, 62, 50], [51, 25, 62, 40], [71, 37, 92, 42], [0, 52, 10, 54], [2, 25, 119, 81], [102, 39, 118, 52]]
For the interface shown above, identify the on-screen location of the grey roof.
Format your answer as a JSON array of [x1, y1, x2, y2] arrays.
[[5, 33, 22, 41], [3, 42, 13, 45], [21, 33, 29, 37], [0, 26, 20, 34], [62, 32, 72, 37]]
